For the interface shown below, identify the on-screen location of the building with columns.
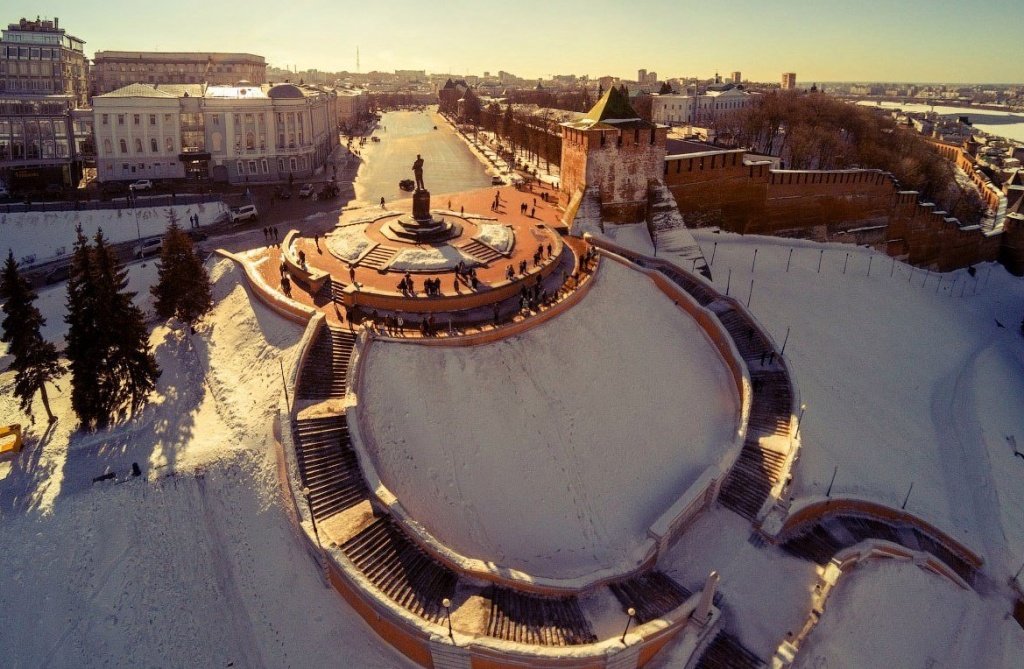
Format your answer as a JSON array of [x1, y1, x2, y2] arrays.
[[650, 85, 754, 126], [93, 82, 338, 185]]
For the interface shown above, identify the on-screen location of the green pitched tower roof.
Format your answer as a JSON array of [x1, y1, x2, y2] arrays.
[[583, 86, 640, 123]]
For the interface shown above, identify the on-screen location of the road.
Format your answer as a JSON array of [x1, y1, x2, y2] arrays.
[[353, 109, 492, 206]]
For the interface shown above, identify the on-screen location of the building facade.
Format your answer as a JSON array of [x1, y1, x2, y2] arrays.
[[651, 86, 754, 126], [781, 72, 797, 90], [91, 51, 266, 96], [93, 82, 338, 185], [0, 17, 88, 191]]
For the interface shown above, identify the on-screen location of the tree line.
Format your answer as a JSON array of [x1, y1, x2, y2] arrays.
[[719, 91, 987, 223], [1, 211, 212, 428]]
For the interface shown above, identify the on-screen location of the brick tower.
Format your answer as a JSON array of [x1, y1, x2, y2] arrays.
[[560, 86, 668, 226]]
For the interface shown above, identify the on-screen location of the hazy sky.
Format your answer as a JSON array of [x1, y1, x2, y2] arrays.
[[6, 0, 1023, 83]]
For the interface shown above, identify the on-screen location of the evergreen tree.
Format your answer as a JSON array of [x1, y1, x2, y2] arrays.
[[151, 213, 213, 327], [65, 225, 103, 426], [658, 82, 675, 95], [64, 226, 160, 429], [91, 230, 160, 425], [0, 251, 65, 422]]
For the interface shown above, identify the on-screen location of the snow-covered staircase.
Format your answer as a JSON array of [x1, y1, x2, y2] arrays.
[[340, 515, 459, 625], [484, 587, 596, 646], [608, 571, 692, 624], [693, 631, 766, 669], [291, 415, 369, 520], [296, 326, 355, 400]]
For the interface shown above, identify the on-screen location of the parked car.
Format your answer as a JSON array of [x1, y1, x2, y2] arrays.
[[298, 183, 315, 198], [43, 263, 71, 285], [134, 238, 162, 259], [318, 182, 340, 199], [399, 179, 415, 191], [274, 186, 291, 200], [229, 204, 258, 223], [491, 176, 504, 186], [129, 179, 153, 192]]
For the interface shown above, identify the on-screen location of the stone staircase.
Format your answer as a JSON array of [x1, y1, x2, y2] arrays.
[[360, 244, 399, 270], [718, 438, 787, 521], [781, 515, 978, 585], [341, 514, 460, 625], [460, 239, 505, 263], [484, 586, 597, 646], [694, 632, 765, 669], [291, 415, 369, 521], [608, 571, 692, 624], [296, 326, 355, 400]]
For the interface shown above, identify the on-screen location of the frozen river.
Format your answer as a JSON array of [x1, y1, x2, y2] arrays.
[[858, 101, 1024, 143]]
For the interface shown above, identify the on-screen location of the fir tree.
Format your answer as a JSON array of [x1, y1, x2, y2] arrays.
[[0, 251, 65, 422], [151, 212, 213, 327], [91, 230, 160, 425], [64, 226, 160, 429], [65, 225, 103, 426]]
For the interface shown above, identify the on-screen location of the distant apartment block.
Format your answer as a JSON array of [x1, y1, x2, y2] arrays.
[[730, 71, 742, 84], [0, 16, 90, 190], [91, 51, 267, 96], [781, 72, 797, 90], [93, 82, 337, 185]]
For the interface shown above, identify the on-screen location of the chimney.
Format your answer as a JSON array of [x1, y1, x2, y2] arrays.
[[55, 17, 59, 30]]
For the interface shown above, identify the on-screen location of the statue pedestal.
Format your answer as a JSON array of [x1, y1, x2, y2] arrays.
[[381, 188, 462, 244], [413, 189, 431, 220]]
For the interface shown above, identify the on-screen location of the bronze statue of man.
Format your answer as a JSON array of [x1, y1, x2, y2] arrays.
[[412, 154, 425, 190]]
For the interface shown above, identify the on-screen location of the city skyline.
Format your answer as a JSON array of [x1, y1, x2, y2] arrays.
[[4, 0, 1024, 84]]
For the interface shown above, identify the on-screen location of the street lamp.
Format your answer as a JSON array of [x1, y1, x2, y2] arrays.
[[620, 607, 636, 644], [442, 597, 454, 643]]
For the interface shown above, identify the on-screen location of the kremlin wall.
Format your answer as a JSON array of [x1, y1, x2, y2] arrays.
[[558, 89, 1024, 275]]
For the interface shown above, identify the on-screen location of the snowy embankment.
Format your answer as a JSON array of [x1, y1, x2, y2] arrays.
[[358, 259, 739, 580], [0, 258, 417, 668], [693, 231, 1024, 566], [1, 201, 228, 268]]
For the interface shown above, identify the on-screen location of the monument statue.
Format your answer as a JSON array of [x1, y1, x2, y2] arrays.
[[412, 154, 425, 190]]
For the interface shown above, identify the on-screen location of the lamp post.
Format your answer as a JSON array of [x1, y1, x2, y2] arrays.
[[442, 597, 454, 643], [132, 193, 141, 241], [620, 607, 636, 644]]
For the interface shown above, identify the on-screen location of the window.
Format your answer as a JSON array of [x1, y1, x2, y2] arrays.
[[164, 113, 172, 123], [150, 138, 158, 152], [212, 114, 220, 126], [135, 138, 143, 153], [149, 114, 156, 125], [101, 113, 108, 125], [118, 114, 125, 125], [261, 158, 268, 174], [236, 160, 244, 175], [133, 114, 140, 125], [248, 160, 257, 174], [119, 138, 127, 153], [289, 157, 297, 171], [233, 113, 240, 126], [246, 132, 254, 150], [277, 158, 285, 172], [165, 136, 174, 152], [103, 138, 111, 154]]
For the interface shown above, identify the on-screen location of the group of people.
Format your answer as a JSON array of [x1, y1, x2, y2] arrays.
[[518, 202, 536, 218], [455, 262, 479, 290], [262, 226, 280, 244]]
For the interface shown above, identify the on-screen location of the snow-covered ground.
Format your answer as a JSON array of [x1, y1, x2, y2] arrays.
[[2, 209, 1023, 666], [793, 560, 1020, 669], [0, 259, 416, 669], [1, 201, 229, 269], [359, 260, 740, 580]]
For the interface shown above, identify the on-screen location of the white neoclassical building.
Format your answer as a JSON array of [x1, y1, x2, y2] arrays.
[[651, 85, 755, 127], [93, 82, 338, 184]]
